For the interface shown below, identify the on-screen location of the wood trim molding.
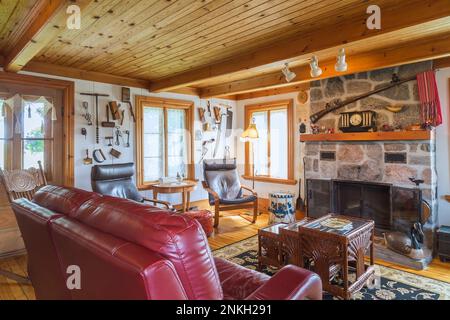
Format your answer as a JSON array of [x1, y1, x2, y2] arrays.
[[22, 61, 151, 89], [0, 71, 75, 186], [244, 99, 295, 185], [135, 95, 195, 189], [149, 0, 450, 92]]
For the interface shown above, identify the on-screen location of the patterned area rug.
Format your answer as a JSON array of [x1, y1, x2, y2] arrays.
[[213, 236, 450, 300]]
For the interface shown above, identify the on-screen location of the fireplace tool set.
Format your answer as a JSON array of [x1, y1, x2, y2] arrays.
[[80, 88, 133, 165]]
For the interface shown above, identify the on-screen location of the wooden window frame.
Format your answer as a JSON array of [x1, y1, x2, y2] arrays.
[[243, 99, 296, 185], [135, 95, 195, 190], [0, 72, 75, 186]]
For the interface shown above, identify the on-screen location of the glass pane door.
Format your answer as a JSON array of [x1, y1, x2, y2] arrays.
[[143, 106, 164, 182], [167, 108, 187, 178]]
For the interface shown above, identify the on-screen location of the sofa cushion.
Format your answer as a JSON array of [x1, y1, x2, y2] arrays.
[[71, 195, 223, 300], [214, 257, 269, 300], [32, 185, 100, 217]]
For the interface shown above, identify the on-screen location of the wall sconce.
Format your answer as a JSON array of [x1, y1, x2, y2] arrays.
[[335, 48, 348, 72], [310, 56, 322, 78], [282, 63, 297, 82]]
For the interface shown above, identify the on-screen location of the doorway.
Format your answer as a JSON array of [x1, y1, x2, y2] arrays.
[[0, 72, 74, 257]]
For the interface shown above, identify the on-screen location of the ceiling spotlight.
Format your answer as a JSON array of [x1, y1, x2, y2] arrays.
[[282, 63, 296, 82], [335, 48, 348, 72], [310, 56, 322, 78]]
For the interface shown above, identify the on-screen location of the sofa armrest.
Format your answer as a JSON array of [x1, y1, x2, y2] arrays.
[[245, 265, 322, 300]]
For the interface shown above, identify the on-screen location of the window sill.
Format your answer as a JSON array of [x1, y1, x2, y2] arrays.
[[241, 175, 297, 185]]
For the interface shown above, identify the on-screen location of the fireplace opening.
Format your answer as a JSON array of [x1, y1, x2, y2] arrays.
[[307, 179, 422, 234]]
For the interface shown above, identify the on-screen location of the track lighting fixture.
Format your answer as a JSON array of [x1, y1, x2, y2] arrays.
[[282, 63, 296, 82], [310, 56, 322, 78], [335, 48, 348, 72]]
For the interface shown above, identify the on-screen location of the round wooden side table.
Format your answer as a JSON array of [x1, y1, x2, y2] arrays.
[[151, 180, 197, 212]]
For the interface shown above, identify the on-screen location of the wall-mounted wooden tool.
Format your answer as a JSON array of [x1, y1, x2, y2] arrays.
[[198, 108, 206, 122], [114, 127, 122, 146], [80, 93, 109, 144], [108, 101, 122, 121], [110, 148, 121, 159], [83, 149, 93, 165], [120, 110, 125, 126], [102, 104, 115, 128], [124, 130, 130, 148], [213, 106, 221, 124], [121, 87, 136, 123]]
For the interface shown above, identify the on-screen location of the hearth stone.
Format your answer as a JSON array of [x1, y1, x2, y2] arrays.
[[346, 81, 372, 94], [358, 160, 383, 181], [366, 144, 383, 162], [409, 155, 431, 166], [310, 88, 323, 101], [422, 168, 432, 185], [337, 144, 364, 162], [384, 143, 406, 152], [370, 67, 396, 81], [337, 164, 360, 180], [325, 77, 344, 98], [374, 239, 432, 270], [384, 165, 418, 184], [359, 97, 390, 110], [376, 83, 410, 100]]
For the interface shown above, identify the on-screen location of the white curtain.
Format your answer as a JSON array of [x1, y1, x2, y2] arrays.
[[21, 95, 57, 121]]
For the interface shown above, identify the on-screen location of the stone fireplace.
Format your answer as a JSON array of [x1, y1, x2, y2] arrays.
[[301, 62, 438, 269]]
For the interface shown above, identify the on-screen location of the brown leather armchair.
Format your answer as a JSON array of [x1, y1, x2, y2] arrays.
[[91, 163, 173, 210], [202, 159, 258, 227]]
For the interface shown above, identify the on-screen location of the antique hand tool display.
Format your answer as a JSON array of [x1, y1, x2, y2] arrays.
[[114, 127, 122, 146], [105, 136, 113, 147], [80, 93, 109, 144], [110, 148, 121, 159], [121, 87, 136, 122], [81, 128, 87, 140]]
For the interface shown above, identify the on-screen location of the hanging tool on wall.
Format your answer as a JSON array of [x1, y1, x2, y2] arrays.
[[110, 148, 122, 159], [121, 87, 136, 123], [81, 128, 87, 140], [114, 127, 122, 146], [105, 136, 113, 147], [109, 101, 122, 121], [83, 149, 93, 165], [81, 101, 93, 126], [199, 138, 215, 163], [124, 130, 130, 148], [80, 93, 109, 144], [93, 149, 106, 163], [213, 106, 233, 158], [102, 104, 115, 128]]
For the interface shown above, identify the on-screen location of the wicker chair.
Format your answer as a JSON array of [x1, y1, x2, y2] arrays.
[[0, 161, 47, 283]]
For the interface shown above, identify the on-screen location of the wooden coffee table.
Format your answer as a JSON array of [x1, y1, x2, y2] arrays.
[[151, 180, 197, 212], [298, 214, 375, 300]]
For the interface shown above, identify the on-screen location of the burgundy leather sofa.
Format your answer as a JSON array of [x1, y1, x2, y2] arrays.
[[11, 185, 322, 300]]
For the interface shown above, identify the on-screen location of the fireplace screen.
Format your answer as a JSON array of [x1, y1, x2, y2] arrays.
[[307, 179, 421, 233]]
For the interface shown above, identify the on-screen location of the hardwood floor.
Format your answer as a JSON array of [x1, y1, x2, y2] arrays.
[[0, 200, 448, 300]]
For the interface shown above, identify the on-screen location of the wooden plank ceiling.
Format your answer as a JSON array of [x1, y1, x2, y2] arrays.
[[0, 0, 450, 98]]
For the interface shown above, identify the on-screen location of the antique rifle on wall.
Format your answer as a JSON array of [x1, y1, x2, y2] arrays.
[[309, 74, 416, 124]]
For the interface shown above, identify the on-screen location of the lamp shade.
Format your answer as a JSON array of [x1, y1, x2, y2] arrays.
[[241, 123, 259, 142]]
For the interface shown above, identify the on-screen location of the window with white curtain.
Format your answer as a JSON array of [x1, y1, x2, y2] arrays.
[[244, 100, 295, 184], [136, 96, 193, 187]]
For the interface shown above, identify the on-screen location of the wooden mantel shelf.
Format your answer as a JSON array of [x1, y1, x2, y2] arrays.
[[300, 131, 431, 142]]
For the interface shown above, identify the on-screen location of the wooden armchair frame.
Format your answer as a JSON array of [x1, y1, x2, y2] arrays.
[[202, 181, 258, 227]]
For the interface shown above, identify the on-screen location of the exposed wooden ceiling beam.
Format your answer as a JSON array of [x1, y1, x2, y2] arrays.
[[234, 83, 310, 101], [199, 34, 450, 98], [434, 56, 450, 69], [148, 0, 450, 93], [21, 61, 152, 89], [3, 0, 91, 72]]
